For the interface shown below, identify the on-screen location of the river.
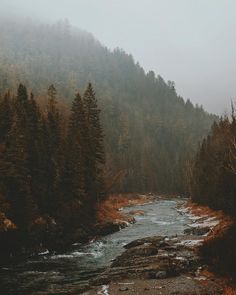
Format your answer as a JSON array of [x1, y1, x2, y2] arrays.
[[0, 198, 191, 295]]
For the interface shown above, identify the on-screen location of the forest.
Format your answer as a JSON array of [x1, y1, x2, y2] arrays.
[[0, 19, 217, 194], [0, 19, 235, 277], [0, 18, 222, 256], [190, 111, 236, 275], [0, 82, 105, 255], [191, 111, 236, 216]]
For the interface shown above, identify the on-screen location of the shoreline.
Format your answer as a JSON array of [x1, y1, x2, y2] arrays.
[[85, 199, 236, 295], [2, 195, 235, 294], [0, 193, 155, 265]]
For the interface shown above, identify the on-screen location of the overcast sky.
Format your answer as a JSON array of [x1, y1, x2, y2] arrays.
[[1, 0, 236, 114]]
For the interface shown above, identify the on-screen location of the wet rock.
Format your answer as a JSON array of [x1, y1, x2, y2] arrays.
[[159, 240, 170, 248], [95, 222, 121, 236], [91, 275, 110, 286], [124, 236, 164, 249], [119, 286, 129, 291], [158, 249, 168, 255], [70, 228, 90, 243], [184, 227, 210, 236], [129, 244, 158, 256], [91, 235, 204, 289], [128, 210, 145, 216], [112, 244, 158, 267], [155, 270, 167, 279], [163, 245, 179, 251]]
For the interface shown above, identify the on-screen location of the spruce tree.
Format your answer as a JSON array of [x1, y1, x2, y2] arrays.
[[3, 84, 37, 229], [59, 92, 86, 203], [83, 83, 105, 203], [0, 92, 12, 143], [58, 92, 87, 224], [45, 84, 61, 214]]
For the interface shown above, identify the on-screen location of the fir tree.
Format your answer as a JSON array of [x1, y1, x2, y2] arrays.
[[0, 92, 12, 143], [3, 84, 37, 229], [83, 83, 105, 203], [45, 85, 61, 214], [59, 92, 86, 204]]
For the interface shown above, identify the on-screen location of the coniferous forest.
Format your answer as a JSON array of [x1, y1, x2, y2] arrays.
[[0, 2, 236, 293], [0, 82, 105, 255], [0, 19, 217, 195], [0, 18, 235, 277], [0, 18, 222, 257], [191, 112, 236, 216], [190, 113, 236, 275]]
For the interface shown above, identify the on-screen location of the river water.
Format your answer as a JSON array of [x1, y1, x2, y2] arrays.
[[0, 198, 191, 295]]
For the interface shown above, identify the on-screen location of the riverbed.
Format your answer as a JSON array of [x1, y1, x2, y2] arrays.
[[0, 198, 191, 294]]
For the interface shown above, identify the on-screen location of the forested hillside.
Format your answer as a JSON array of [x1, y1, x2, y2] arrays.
[[0, 18, 217, 193], [191, 112, 236, 216], [190, 111, 236, 276]]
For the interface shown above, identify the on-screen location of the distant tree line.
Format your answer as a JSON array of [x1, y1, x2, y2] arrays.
[[190, 109, 236, 216], [0, 83, 105, 250]]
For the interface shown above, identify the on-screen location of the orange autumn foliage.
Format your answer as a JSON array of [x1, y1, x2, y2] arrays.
[[224, 287, 236, 295], [185, 201, 234, 243], [97, 193, 153, 223], [0, 212, 17, 231]]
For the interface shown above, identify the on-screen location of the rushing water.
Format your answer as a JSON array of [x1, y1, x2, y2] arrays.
[[0, 198, 191, 295]]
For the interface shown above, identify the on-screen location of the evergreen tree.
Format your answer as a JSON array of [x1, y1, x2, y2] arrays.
[[0, 92, 12, 143], [44, 84, 61, 214], [57, 92, 88, 224], [191, 115, 236, 216], [83, 83, 105, 203], [2, 84, 37, 229], [59, 92, 86, 204]]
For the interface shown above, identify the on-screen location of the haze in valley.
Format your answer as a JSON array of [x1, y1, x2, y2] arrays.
[[1, 0, 236, 114]]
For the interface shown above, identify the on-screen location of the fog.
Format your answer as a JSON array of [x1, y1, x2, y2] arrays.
[[1, 0, 236, 114]]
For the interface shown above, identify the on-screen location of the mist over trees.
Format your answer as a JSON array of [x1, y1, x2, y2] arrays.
[[0, 19, 217, 194], [0, 11, 235, 290]]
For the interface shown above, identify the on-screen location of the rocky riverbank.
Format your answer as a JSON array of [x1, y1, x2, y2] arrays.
[[0, 194, 154, 264], [1, 196, 235, 294], [81, 201, 234, 295]]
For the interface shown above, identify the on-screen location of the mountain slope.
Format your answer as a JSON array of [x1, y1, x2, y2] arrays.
[[0, 18, 217, 193]]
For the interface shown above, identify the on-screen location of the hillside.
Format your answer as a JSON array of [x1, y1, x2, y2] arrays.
[[0, 18, 217, 193]]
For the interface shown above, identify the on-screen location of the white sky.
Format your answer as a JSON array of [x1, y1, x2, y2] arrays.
[[1, 0, 236, 114]]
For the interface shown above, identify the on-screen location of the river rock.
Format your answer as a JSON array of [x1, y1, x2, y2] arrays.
[[128, 210, 145, 216], [95, 222, 121, 236], [97, 234, 203, 284], [155, 270, 167, 279], [129, 243, 158, 256], [124, 236, 164, 249], [184, 226, 210, 236], [119, 286, 129, 291]]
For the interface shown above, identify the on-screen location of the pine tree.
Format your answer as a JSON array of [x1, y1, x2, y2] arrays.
[[57, 92, 88, 224], [2, 84, 37, 229], [26, 93, 42, 211], [62, 92, 86, 202], [44, 84, 61, 214], [0, 92, 12, 143], [4, 121, 35, 228], [83, 83, 105, 203]]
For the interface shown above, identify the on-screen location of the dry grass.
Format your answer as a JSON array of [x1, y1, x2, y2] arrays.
[[97, 193, 153, 223], [0, 212, 17, 231], [199, 269, 215, 278], [185, 201, 234, 243], [185, 201, 236, 290], [224, 287, 236, 295], [185, 201, 225, 219]]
